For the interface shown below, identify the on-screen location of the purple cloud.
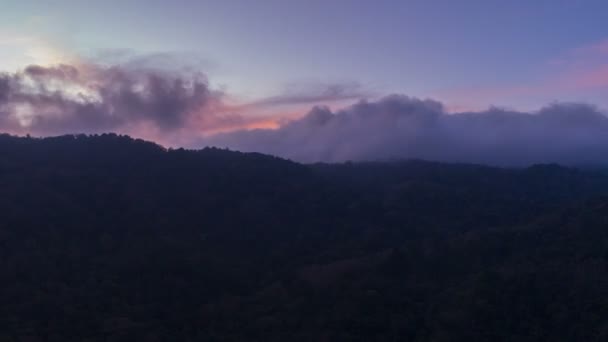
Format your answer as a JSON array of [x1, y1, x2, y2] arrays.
[[0, 62, 227, 138], [205, 95, 608, 166], [248, 82, 370, 107]]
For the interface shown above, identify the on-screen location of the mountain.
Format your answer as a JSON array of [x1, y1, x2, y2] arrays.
[[0, 133, 607, 341]]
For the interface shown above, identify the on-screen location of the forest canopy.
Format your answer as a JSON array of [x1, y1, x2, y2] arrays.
[[0, 133, 607, 341]]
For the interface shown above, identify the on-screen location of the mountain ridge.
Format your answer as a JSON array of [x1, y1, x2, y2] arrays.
[[0, 133, 607, 341]]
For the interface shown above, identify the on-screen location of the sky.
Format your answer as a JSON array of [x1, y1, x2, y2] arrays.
[[1, 0, 608, 165]]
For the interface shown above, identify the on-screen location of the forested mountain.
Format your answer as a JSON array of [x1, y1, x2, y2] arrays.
[[0, 133, 607, 341]]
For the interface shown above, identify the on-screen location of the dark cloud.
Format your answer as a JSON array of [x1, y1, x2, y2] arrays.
[[24, 64, 80, 80], [249, 82, 370, 107], [206, 95, 608, 166], [0, 62, 226, 136]]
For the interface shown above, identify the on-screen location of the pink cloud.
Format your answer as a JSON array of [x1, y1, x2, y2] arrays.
[[0, 58, 354, 146], [571, 39, 608, 57], [558, 65, 608, 89], [435, 38, 608, 110]]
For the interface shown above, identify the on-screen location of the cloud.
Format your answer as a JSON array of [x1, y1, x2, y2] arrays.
[[0, 61, 241, 141], [3, 58, 608, 167], [248, 82, 370, 107], [205, 95, 608, 166], [0, 59, 365, 145]]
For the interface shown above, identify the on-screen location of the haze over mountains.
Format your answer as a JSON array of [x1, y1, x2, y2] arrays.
[[1, 133, 607, 341], [3, 63, 608, 166], [207, 97, 608, 165]]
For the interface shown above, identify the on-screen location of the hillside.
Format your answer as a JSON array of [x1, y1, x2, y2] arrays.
[[0, 134, 607, 341]]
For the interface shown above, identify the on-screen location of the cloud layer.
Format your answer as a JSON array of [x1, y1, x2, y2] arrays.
[[3, 62, 608, 166], [206, 95, 608, 166], [0, 62, 368, 146], [0, 62, 238, 142]]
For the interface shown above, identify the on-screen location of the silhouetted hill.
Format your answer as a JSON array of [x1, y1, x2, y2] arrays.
[[0, 133, 607, 341]]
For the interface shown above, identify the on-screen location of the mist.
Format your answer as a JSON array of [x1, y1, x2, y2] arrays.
[[205, 95, 608, 166]]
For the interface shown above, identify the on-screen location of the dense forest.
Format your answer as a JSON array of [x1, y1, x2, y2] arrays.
[[0, 133, 607, 341]]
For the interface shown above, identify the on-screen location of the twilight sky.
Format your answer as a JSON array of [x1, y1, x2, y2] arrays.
[[2, 0, 608, 164]]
